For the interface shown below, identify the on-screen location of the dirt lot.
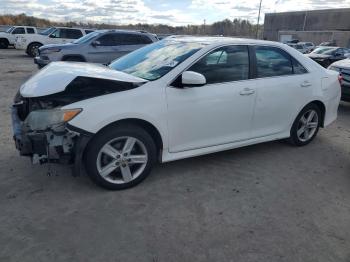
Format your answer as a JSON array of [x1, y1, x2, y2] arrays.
[[0, 48, 350, 262]]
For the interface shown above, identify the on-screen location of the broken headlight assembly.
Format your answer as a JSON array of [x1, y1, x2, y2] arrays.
[[24, 108, 82, 131]]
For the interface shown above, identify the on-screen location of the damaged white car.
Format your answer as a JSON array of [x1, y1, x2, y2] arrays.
[[12, 37, 341, 190]]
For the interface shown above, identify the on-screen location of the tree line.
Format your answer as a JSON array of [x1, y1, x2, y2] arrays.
[[0, 13, 263, 38]]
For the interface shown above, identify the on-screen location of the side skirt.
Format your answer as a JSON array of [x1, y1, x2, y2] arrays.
[[161, 131, 290, 163]]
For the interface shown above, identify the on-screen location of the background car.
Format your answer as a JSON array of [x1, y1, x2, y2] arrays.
[[307, 46, 350, 67], [0, 26, 37, 49], [329, 59, 350, 101], [15, 27, 92, 57], [34, 29, 158, 68], [319, 41, 337, 47], [299, 42, 315, 52], [287, 43, 309, 54]]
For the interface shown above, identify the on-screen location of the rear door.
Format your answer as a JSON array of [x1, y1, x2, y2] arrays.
[[250, 46, 313, 138]]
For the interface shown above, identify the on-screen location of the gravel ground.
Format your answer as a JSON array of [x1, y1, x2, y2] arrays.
[[0, 48, 350, 262]]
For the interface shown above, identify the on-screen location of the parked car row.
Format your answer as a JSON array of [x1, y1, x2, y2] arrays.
[[0, 25, 160, 67], [34, 29, 158, 67]]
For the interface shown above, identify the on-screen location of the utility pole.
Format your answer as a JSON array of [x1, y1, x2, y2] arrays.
[[256, 0, 262, 39]]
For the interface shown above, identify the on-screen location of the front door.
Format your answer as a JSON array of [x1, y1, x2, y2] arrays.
[[166, 45, 257, 153]]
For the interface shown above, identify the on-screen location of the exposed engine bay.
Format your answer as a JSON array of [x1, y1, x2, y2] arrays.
[[12, 75, 144, 174]]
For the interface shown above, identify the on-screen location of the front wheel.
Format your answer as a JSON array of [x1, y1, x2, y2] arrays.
[[84, 124, 157, 190], [0, 39, 8, 49], [27, 43, 42, 57], [289, 104, 321, 146]]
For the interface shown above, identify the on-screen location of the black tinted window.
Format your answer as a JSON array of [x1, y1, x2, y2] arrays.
[[189, 45, 249, 84], [292, 58, 307, 74], [97, 34, 118, 46], [117, 34, 146, 45], [255, 46, 293, 78], [85, 29, 94, 34], [61, 29, 83, 39], [12, 27, 25, 34], [26, 28, 35, 34], [139, 35, 153, 44]]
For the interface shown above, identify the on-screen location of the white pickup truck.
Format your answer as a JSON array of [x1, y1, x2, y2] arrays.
[[0, 26, 38, 49], [15, 27, 94, 57]]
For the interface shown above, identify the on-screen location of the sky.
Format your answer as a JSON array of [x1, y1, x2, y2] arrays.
[[1, 0, 350, 26]]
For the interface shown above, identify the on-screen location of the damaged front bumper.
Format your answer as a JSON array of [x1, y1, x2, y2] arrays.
[[11, 105, 93, 175]]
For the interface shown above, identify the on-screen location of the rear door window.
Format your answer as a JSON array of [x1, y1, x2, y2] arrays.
[[255, 46, 293, 78], [26, 28, 35, 34], [62, 29, 83, 39]]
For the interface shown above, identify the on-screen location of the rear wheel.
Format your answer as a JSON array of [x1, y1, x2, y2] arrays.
[[27, 43, 42, 57], [84, 124, 157, 190], [289, 104, 321, 146], [0, 39, 8, 49]]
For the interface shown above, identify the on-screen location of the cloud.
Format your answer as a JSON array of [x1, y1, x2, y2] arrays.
[[190, 0, 350, 22], [0, 0, 199, 25], [1, 0, 350, 25]]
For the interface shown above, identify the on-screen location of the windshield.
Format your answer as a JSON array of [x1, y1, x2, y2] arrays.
[[39, 27, 56, 36], [312, 47, 336, 55], [6, 26, 14, 33], [109, 40, 206, 80], [73, 31, 100, 44]]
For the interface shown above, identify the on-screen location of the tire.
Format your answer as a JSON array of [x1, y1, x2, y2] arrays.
[[63, 56, 84, 62], [0, 39, 8, 49], [84, 124, 157, 190], [289, 103, 321, 146], [27, 43, 42, 57]]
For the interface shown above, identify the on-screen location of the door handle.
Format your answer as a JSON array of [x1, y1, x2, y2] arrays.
[[239, 88, 255, 96], [300, 81, 312, 87]]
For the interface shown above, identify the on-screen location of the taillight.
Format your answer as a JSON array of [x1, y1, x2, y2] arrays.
[[338, 74, 343, 85]]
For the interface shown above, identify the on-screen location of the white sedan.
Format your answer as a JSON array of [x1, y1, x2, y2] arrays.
[[12, 37, 341, 189]]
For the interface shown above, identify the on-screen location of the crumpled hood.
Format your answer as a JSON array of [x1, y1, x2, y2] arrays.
[[20, 61, 147, 97], [329, 58, 350, 69]]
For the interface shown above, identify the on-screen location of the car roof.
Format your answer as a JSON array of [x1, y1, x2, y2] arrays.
[[163, 36, 291, 48]]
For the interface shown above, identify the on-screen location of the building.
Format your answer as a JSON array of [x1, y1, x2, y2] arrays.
[[263, 8, 350, 47]]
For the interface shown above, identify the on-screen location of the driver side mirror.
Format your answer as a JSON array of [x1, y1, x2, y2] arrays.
[[91, 40, 100, 47], [181, 71, 206, 87], [334, 52, 342, 57], [49, 34, 56, 38]]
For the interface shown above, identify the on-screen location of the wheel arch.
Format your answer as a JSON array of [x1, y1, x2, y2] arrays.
[[26, 41, 43, 52], [0, 37, 9, 44], [84, 118, 164, 162], [308, 100, 326, 127]]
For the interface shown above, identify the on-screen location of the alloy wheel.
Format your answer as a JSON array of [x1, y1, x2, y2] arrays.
[[96, 136, 148, 184], [297, 109, 319, 142]]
